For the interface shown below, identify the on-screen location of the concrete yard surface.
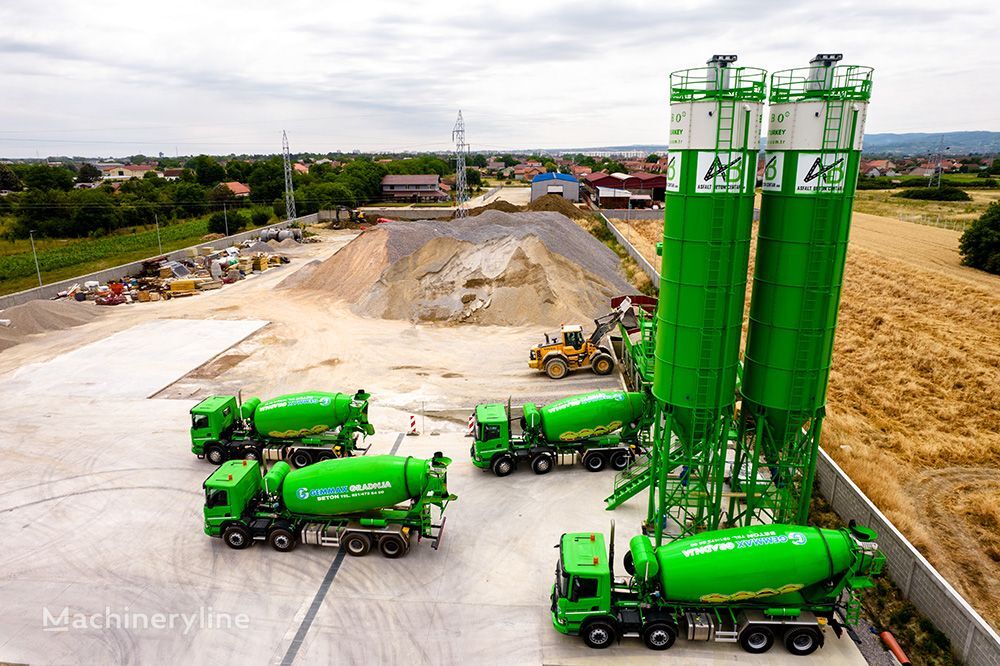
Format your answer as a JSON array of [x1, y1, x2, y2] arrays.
[[0, 229, 869, 665]]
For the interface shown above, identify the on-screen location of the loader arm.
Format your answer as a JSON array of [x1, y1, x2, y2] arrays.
[[588, 298, 633, 346]]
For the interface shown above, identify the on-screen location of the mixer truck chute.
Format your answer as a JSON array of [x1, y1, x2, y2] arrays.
[[190, 390, 375, 467], [471, 390, 651, 476], [203, 454, 455, 557], [551, 523, 885, 655]]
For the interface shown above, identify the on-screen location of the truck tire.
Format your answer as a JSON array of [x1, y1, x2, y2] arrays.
[[544, 357, 569, 380], [641, 622, 677, 650], [316, 451, 334, 462], [581, 619, 616, 649], [583, 452, 606, 472], [492, 455, 514, 477], [378, 534, 407, 559], [783, 627, 821, 656], [290, 450, 313, 469], [243, 448, 260, 461], [609, 450, 630, 471], [739, 625, 775, 654], [531, 454, 553, 475], [206, 445, 226, 466], [269, 528, 297, 552], [591, 354, 614, 376], [343, 533, 371, 557], [223, 525, 251, 550]]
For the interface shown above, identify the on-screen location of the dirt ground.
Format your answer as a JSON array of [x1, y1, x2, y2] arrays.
[[632, 210, 1000, 630]]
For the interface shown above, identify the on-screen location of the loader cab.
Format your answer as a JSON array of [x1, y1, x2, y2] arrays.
[[552, 532, 612, 636], [562, 325, 585, 350], [190, 396, 238, 455], [470, 403, 510, 469], [202, 460, 261, 537]]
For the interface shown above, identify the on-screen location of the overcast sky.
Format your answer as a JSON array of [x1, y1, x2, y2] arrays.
[[1, 0, 996, 158]]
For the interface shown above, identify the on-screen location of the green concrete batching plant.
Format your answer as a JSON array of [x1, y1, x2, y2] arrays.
[[605, 55, 765, 542], [732, 55, 874, 526]]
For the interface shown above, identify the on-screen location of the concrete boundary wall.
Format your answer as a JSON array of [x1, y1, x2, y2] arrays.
[[815, 451, 1000, 665], [606, 218, 1000, 665], [600, 208, 664, 220], [357, 207, 454, 220], [0, 213, 317, 311]]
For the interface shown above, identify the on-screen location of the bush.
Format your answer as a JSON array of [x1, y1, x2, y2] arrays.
[[250, 208, 271, 227], [857, 177, 896, 190], [959, 202, 1000, 275], [894, 186, 971, 202], [207, 210, 248, 236]]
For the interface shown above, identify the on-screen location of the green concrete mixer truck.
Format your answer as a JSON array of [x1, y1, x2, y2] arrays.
[[551, 523, 885, 655], [190, 391, 375, 467], [203, 454, 455, 557], [471, 390, 651, 476]]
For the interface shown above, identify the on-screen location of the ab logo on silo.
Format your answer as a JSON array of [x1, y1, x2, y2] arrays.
[[794, 153, 847, 194], [762, 153, 784, 191], [664, 154, 681, 192], [695, 151, 748, 194]]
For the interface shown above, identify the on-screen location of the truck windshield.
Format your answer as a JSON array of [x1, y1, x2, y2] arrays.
[[205, 488, 228, 508], [479, 424, 500, 441], [192, 414, 209, 429]]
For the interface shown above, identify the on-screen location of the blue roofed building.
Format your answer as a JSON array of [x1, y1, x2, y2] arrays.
[[529, 172, 580, 203]]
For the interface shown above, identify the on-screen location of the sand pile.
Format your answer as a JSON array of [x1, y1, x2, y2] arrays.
[[280, 210, 632, 325], [525, 193, 588, 219], [467, 200, 521, 216], [0, 299, 102, 352]]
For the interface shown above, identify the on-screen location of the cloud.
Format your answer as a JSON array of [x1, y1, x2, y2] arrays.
[[0, 0, 997, 157]]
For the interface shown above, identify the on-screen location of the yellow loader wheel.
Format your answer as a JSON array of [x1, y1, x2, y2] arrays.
[[544, 357, 569, 379], [591, 354, 614, 376]]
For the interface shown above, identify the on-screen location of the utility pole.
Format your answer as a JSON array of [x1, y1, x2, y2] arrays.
[[452, 111, 469, 218], [282, 130, 297, 220], [29, 230, 42, 291], [223, 203, 229, 237], [154, 213, 162, 254]]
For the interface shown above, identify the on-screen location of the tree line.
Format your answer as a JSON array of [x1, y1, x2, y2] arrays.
[[0, 153, 462, 240]]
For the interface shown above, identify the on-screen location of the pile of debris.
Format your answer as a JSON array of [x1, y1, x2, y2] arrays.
[[53, 237, 294, 307], [280, 210, 632, 326]]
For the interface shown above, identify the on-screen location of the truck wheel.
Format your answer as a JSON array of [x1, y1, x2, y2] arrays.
[[269, 528, 297, 552], [739, 625, 775, 654], [544, 358, 568, 380], [531, 455, 553, 475], [583, 452, 606, 472], [492, 455, 514, 477], [316, 451, 334, 462], [591, 354, 614, 376], [581, 620, 616, 649], [609, 450, 630, 471], [641, 622, 677, 650], [783, 627, 821, 656], [206, 445, 226, 466], [243, 449, 260, 461], [290, 450, 313, 468], [343, 533, 371, 557], [378, 534, 407, 559], [223, 525, 251, 550]]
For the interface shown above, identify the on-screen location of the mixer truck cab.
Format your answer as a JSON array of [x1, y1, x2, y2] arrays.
[[203, 454, 455, 558], [471, 391, 650, 477], [552, 524, 886, 656], [191, 390, 375, 468]]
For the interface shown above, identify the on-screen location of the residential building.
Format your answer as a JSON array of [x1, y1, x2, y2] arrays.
[[293, 163, 310, 175], [380, 174, 448, 202], [530, 172, 580, 202], [223, 182, 251, 197], [162, 168, 185, 181], [101, 164, 158, 180]]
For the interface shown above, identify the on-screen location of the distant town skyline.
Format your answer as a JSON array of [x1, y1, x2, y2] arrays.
[[1, 0, 997, 158]]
